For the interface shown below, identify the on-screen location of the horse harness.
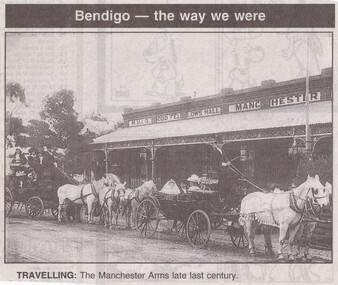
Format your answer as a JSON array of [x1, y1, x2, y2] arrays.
[[243, 189, 320, 228], [102, 187, 120, 213], [121, 189, 137, 217], [68, 183, 99, 205], [288, 187, 327, 225]]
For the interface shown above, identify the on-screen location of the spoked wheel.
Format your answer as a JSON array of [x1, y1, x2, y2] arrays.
[[174, 220, 187, 239], [136, 198, 159, 238], [186, 210, 211, 248], [228, 220, 248, 248], [25, 196, 44, 218], [51, 207, 59, 219], [5, 187, 14, 217]]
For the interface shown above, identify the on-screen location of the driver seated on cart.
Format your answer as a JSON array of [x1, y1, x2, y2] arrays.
[[209, 135, 237, 206], [42, 144, 58, 181]]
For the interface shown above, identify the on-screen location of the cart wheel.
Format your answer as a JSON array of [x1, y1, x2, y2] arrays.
[[5, 187, 13, 217], [186, 210, 211, 248], [51, 207, 59, 219], [175, 220, 187, 239], [136, 198, 159, 238], [26, 197, 44, 218], [228, 220, 248, 248]]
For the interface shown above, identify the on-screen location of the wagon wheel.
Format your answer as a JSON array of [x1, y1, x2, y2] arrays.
[[51, 207, 59, 219], [186, 210, 211, 248], [136, 198, 159, 238], [25, 196, 44, 218], [228, 220, 248, 248], [5, 187, 14, 217], [174, 220, 187, 239]]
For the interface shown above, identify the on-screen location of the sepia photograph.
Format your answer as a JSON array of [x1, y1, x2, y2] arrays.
[[4, 32, 332, 264]]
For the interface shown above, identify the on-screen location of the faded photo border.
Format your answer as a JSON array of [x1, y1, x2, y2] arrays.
[[0, 1, 337, 284]]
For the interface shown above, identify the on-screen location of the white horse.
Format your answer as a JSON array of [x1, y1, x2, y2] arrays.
[[120, 180, 158, 228], [120, 188, 135, 228], [239, 175, 328, 260], [57, 174, 111, 223], [98, 173, 126, 229], [294, 181, 332, 261]]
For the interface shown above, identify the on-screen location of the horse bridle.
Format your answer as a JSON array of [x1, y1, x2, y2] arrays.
[[291, 187, 327, 217], [290, 187, 323, 215]]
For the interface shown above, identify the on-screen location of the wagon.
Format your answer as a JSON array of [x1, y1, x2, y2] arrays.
[[135, 178, 249, 249], [5, 166, 78, 219]]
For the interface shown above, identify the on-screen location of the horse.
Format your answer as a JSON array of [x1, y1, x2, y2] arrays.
[[57, 174, 111, 223], [293, 181, 332, 261], [98, 173, 126, 229], [120, 180, 158, 228], [239, 175, 328, 260], [120, 188, 135, 228]]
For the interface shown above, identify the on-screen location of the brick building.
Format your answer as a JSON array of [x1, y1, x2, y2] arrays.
[[90, 68, 332, 189]]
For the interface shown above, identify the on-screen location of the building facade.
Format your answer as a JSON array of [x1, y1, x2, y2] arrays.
[[90, 68, 332, 189]]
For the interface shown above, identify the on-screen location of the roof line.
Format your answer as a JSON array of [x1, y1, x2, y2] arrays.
[[123, 68, 332, 116]]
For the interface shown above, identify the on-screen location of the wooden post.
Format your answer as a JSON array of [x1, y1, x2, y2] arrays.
[[305, 35, 312, 154], [150, 141, 157, 181], [104, 144, 109, 173]]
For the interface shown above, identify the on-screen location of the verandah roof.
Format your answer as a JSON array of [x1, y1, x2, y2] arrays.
[[92, 101, 332, 145]]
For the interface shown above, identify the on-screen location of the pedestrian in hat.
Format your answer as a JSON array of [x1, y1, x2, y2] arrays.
[[209, 135, 235, 205]]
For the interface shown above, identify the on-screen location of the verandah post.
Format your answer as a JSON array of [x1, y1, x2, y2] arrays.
[[104, 144, 109, 173]]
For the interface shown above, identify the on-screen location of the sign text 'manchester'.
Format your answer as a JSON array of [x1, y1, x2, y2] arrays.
[[127, 91, 324, 127]]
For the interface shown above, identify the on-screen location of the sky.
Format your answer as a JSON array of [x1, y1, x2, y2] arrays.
[[6, 32, 332, 123]]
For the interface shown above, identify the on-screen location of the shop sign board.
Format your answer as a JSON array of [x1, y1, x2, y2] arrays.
[[270, 92, 321, 107], [187, 106, 221, 118], [229, 101, 261, 113], [129, 117, 152, 127], [156, 113, 181, 123]]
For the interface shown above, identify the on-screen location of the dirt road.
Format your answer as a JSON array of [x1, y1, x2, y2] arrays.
[[5, 212, 331, 263]]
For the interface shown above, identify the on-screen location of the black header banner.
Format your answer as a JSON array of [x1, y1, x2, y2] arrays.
[[6, 4, 335, 28]]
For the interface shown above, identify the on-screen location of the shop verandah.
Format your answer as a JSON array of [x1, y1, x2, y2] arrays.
[[87, 122, 332, 190], [87, 97, 332, 189]]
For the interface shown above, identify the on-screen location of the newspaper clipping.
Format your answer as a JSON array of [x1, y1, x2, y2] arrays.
[[0, 1, 336, 284]]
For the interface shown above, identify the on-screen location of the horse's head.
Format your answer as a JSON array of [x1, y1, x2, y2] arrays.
[[102, 174, 110, 187], [324, 182, 332, 209], [113, 181, 127, 199], [122, 188, 134, 200], [306, 175, 329, 208]]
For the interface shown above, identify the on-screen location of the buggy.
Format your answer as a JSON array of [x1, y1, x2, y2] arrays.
[[135, 171, 250, 249], [5, 165, 78, 219]]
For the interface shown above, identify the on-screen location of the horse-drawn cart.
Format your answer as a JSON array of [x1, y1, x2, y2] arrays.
[[135, 178, 249, 249], [5, 166, 78, 219]]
